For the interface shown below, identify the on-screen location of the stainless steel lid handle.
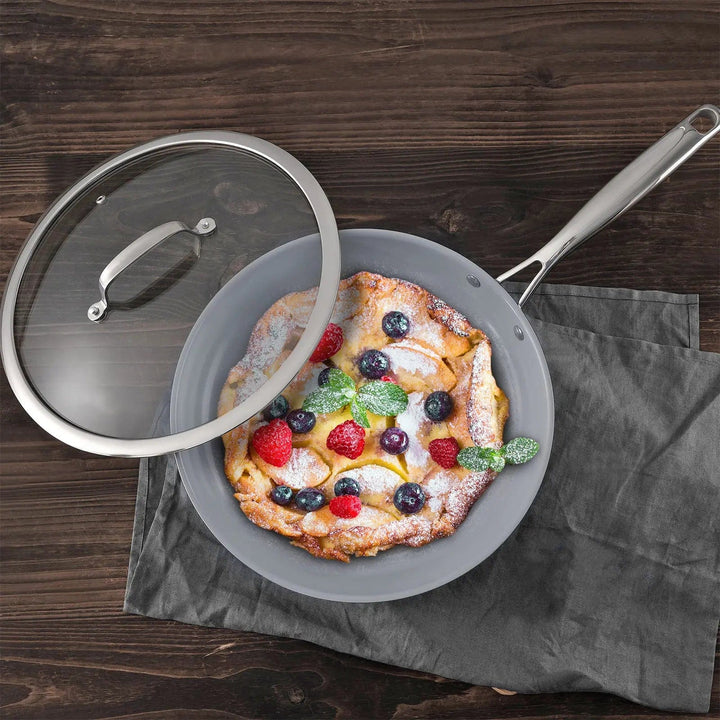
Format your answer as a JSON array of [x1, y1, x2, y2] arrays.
[[497, 104, 720, 308], [87, 217, 216, 321]]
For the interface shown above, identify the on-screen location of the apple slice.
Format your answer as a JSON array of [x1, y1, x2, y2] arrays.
[[351, 463, 404, 505], [251, 446, 330, 490], [302, 505, 396, 537], [383, 340, 456, 393]]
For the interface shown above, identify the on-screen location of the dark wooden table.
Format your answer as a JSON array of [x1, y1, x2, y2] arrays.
[[2, 2, 718, 718]]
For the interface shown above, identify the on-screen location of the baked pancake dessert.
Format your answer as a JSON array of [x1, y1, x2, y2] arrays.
[[218, 272, 537, 562]]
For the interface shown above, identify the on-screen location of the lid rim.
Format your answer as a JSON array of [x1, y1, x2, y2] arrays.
[[1, 131, 340, 457]]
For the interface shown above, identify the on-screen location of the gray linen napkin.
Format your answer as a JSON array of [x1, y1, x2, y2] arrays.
[[124, 283, 720, 713]]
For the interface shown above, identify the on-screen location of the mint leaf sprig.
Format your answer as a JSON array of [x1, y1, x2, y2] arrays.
[[301, 368, 356, 414], [302, 368, 408, 428], [457, 437, 539, 473]]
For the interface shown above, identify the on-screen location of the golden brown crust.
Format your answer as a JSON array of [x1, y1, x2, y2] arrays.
[[218, 271, 509, 561]]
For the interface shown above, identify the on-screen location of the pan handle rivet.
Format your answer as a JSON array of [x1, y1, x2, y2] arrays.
[[466, 274, 481, 287], [514, 325, 524, 341]]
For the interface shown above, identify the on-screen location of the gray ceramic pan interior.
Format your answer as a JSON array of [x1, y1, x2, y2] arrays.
[[171, 228, 554, 602]]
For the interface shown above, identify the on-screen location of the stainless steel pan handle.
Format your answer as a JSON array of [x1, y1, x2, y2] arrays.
[[497, 104, 720, 308], [87, 216, 216, 321]]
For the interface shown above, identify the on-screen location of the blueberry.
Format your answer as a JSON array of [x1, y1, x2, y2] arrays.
[[295, 488, 326, 512], [286, 409, 316, 434], [334, 477, 360, 497], [380, 427, 409, 454], [263, 395, 289, 421], [270, 485, 293, 506], [318, 367, 333, 386], [424, 391, 453, 421], [358, 349, 390, 379], [393, 482, 426, 514], [382, 311, 410, 339]]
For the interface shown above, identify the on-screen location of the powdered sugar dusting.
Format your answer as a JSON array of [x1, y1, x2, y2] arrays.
[[466, 340, 502, 448], [426, 296, 471, 337], [331, 285, 362, 324], [302, 505, 392, 535], [244, 309, 293, 371], [298, 364, 324, 396], [386, 295, 450, 353], [366, 514, 434, 547], [229, 297, 317, 410], [352, 464, 404, 495], [394, 277, 472, 341], [270, 447, 329, 490], [333, 505, 392, 529], [384, 341, 439, 377], [395, 392, 431, 472], [422, 470, 455, 513], [285, 362, 324, 399], [285, 288, 318, 327], [444, 470, 495, 522], [232, 367, 268, 407]]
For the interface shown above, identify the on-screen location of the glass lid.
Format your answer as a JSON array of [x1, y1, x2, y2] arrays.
[[1, 132, 340, 457]]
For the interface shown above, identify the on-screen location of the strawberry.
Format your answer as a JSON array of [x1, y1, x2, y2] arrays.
[[428, 437, 460, 469], [329, 494, 362, 519], [251, 419, 292, 467], [309, 323, 344, 362], [326, 419, 365, 459]]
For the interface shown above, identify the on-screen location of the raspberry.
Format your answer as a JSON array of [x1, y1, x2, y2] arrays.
[[309, 323, 344, 362], [428, 437, 460, 469], [380, 375, 395, 383], [326, 420, 365, 459], [251, 419, 292, 467], [329, 494, 362, 519]]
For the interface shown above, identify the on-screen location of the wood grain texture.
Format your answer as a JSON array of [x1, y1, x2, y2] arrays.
[[1, 0, 718, 718]]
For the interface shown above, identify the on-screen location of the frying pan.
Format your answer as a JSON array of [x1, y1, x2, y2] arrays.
[[171, 105, 719, 602]]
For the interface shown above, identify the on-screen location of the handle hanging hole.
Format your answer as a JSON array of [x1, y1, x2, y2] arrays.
[[691, 115, 713, 134], [689, 107, 719, 135]]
